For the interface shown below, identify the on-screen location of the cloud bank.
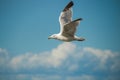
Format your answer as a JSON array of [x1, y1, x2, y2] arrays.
[[10, 42, 76, 69], [0, 43, 120, 80]]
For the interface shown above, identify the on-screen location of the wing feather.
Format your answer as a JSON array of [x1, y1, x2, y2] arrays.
[[59, 1, 73, 33], [62, 18, 82, 37]]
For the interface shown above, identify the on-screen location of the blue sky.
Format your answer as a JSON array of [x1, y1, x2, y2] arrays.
[[0, 0, 120, 80]]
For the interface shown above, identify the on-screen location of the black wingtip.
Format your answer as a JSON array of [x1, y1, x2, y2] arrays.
[[63, 1, 74, 11], [78, 18, 83, 21], [74, 18, 83, 22]]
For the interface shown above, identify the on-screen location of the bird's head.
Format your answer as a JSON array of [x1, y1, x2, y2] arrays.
[[48, 34, 57, 39]]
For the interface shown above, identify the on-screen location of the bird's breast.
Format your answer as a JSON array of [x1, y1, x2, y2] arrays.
[[57, 35, 74, 42]]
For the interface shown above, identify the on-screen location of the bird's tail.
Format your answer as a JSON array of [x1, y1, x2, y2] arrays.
[[75, 36, 85, 41]]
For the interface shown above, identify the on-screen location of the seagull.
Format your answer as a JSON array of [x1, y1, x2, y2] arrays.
[[48, 1, 85, 42]]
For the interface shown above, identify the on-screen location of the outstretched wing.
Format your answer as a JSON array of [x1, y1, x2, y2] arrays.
[[59, 1, 73, 33], [62, 18, 82, 37]]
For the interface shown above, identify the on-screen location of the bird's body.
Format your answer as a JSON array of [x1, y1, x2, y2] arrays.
[[48, 1, 85, 42]]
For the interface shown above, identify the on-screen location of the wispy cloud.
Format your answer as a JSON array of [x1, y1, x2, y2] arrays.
[[0, 48, 9, 68], [0, 74, 97, 80], [66, 75, 96, 80]]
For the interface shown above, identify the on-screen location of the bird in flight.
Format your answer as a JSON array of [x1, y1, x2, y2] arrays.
[[48, 1, 85, 42]]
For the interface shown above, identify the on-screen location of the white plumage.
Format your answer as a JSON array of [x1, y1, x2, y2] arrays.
[[48, 1, 85, 42]]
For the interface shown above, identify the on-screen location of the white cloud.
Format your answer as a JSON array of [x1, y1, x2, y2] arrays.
[[106, 75, 120, 80], [83, 47, 115, 69], [66, 75, 96, 80], [110, 52, 120, 72], [0, 43, 120, 80], [0, 74, 31, 80], [9, 42, 76, 69], [68, 64, 79, 71], [32, 75, 62, 80], [0, 43, 119, 72], [32, 75, 96, 80]]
